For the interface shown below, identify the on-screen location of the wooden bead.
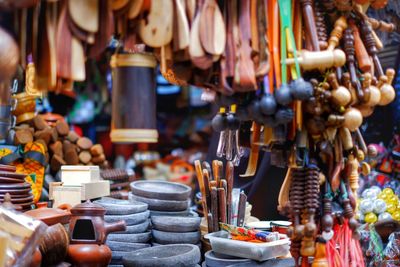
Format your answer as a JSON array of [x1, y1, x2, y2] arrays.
[[14, 129, 33, 145], [90, 144, 104, 156], [67, 131, 80, 143], [77, 137, 93, 150], [51, 154, 66, 172], [55, 120, 69, 136], [33, 116, 49, 131], [79, 151, 92, 164], [92, 153, 106, 164], [49, 141, 63, 157], [378, 69, 396, 105], [64, 149, 79, 165]]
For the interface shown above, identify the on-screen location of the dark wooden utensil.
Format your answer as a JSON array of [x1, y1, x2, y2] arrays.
[[237, 191, 247, 227]]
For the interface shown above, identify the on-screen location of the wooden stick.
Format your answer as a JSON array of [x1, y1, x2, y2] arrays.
[[218, 188, 227, 224], [211, 187, 219, 231], [225, 161, 234, 224], [202, 169, 211, 214]]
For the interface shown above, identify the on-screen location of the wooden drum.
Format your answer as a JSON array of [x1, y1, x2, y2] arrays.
[[110, 53, 158, 143]]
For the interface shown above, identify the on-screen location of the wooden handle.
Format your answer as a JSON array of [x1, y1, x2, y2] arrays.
[[225, 161, 234, 224], [218, 188, 227, 223], [368, 17, 395, 32], [339, 127, 353, 150], [327, 16, 347, 51], [300, 0, 320, 51], [210, 187, 219, 231], [351, 23, 372, 72], [237, 191, 247, 227], [202, 169, 211, 214], [286, 49, 346, 71]]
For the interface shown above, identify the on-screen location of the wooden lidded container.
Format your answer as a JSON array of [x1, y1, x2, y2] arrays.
[[110, 53, 158, 143]]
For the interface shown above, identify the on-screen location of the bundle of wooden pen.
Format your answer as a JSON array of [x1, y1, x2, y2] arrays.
[[194, 160, 247, 233]]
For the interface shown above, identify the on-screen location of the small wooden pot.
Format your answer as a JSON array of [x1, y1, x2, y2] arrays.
[[110, 53, 158, 143]]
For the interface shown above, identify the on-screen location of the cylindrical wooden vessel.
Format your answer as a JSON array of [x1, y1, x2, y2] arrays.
[[110, 53, 158, 143]]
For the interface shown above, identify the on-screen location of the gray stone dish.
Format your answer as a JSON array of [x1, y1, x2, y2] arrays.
[[130, 180, 192, 201], [152, 229, 200, 245], [122, 244, 201, 267], [114, 219, 149, 234], [107, 231, 151, 243], [204, 251, 253, 267], [129, 193, 189, 211], [107, 241, 151, 252], [105, 210, 149, 226], [150, 209, 191, 217], [152, 242, 202, 250], [151, 216, 201, 232], [94, 197, 148, 215]]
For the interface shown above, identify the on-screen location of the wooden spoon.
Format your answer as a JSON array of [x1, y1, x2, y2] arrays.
[[199, 0, 226, 56], [189, 10, 213, 69], [128, 0, 144, 19], [89, 0, 114, 57], [173, 0, 190, 51], [68, 0, 99, 33], [241, 122, 261, 177], [70, 37, 85, 81], [139, 0, 173, 47]]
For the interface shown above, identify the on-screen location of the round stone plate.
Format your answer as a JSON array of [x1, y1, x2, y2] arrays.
[[113, 219, 149, 234], [151, 216, 201, 232], [94, 197, 148, 215], [107, 231, 151, 243], [107, 241, 150, 252], [130, 180, 191, 201], [150, 209, 191, 217], [105, 210, 149, 226], [129, 193, 189, 212], [204, 251, 253, 267], [152, 229, 200, 245], [122, 244, 201, 267]]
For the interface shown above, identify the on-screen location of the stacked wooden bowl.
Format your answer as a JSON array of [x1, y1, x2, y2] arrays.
[[0, 164, 33, 211]]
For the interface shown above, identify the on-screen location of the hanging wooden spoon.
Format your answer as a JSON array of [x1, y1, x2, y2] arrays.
[[70, 37, 86, 81], [89, 0, 114, 58], [68, 0, 99, 33], [56, 1, 72, 80], [199, 0, 226, 56], [128, 0, 144, 19], [139, 0, 173, 47], [189, 3, 213, 70], [173, 0, 190, 51]]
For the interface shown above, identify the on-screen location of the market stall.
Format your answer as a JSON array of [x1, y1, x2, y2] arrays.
[[0, 0, 399, 266]]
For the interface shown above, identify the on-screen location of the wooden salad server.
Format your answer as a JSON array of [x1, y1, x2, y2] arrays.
[[237, 191, 247, 227], [194, 160, 207, 214], [218, 188, 227, 224], [199, 0, 226, 56]]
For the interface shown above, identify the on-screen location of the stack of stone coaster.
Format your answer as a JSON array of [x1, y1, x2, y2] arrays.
[[94, 197, 151, 265], [129, 180, 192, 216]]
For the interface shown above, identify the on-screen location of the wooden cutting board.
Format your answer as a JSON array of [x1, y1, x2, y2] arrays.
[[173, 0, 190, 51], [128, 0, 144, 19], [70, 36, 85, 81], [139, 0, 173, 47]]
